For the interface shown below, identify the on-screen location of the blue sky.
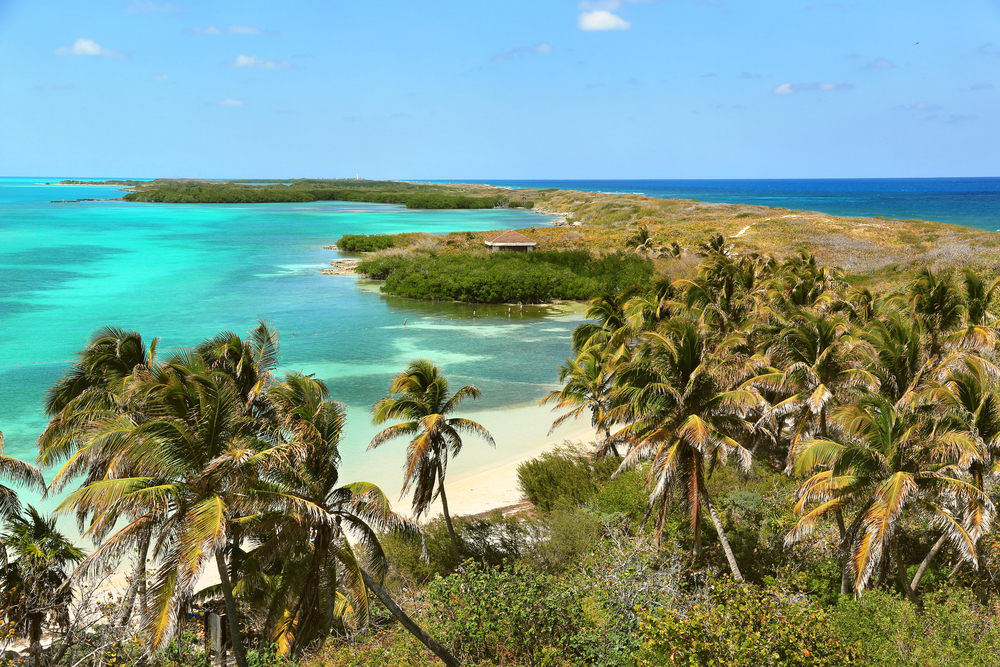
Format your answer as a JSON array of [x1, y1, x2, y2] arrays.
[[1, 0, 998, 179]]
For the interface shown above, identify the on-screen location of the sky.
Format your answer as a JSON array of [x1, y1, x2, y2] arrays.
[[1, 0, 998, 179]]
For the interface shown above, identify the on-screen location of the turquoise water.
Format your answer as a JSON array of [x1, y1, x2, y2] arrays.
[[0, 178, 581, 508]]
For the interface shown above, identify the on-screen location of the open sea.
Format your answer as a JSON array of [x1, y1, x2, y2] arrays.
[[464, 178, 1000, 232], [2, 176, 999, 515]]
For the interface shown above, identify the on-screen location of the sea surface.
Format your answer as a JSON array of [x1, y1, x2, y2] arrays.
[[458, 178, 1000, 231], [0, 177, 580, 513], [4, 176, 999, 517]]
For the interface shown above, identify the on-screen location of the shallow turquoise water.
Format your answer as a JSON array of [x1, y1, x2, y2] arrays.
[[0, 178, 581, 507]]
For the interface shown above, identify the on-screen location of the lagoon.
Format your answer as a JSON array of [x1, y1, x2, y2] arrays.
[[0, 177, 584, 516]]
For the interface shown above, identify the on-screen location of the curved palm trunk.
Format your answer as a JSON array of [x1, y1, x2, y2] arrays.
[[910, 533, 948, 593], [215, 549, 248, 667], [359, 569, 459, 667], [699, 479, 743, 582], [601, 425, 619, 459], [437, 462, 460, 562]]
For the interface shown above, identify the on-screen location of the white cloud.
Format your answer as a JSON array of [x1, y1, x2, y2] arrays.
[[773, 82, 854, 94], [491, 43, 553, 63], [578, 10, 631, 30], [150, 74, 169, 81], [190, 25, 263, 36], [216, 99, 244, 107], [55, 38, 125, 59], [227, 54, 290, 69], [863, 57, 895, 69]]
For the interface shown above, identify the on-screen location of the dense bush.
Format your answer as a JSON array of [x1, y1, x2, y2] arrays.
[[516, 446, 621, 511], [357, 251, 653, 303], [636, 579, 857, 667], [828, 588, 1000, 667], [336, 234, 396, 252], [424, 562, 588, 666]]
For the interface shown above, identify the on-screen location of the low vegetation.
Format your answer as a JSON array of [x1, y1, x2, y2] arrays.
[[121, 179, 535, 209], [355, 250, 653, 303]]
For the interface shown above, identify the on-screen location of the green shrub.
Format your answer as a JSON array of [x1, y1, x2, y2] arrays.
[[829, 588, 1000, 667], [424, 561, 586, 666], [595, 469, 649, 527], [525, 507, 603, 572], [355, 251, 653, 304], [306, 629, 438, 667], [517, 446, 618, 512], [636, 579, 857, 667], [336, 234, 395, 252]]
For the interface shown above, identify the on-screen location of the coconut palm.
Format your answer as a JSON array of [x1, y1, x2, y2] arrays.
[[370, 359, 495, 561], [246, 372, 420, 655], [0, 431, 46, 569], [952, 268, 1000, 351], [59, 349, 286, 667], [37, 327, 159, 623], [609, 317, 762, 579], [786, 393, 993, 599], [749, 311, 878, 476], [0, 505, 84, 662], [541, 348, 619, 458], [906, 267, 964, 359]]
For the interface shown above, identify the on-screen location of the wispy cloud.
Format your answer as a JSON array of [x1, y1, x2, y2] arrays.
[[491, 42, 552, 63], [971, 83, 994, 90], [945, 114, 977, 124], [215, 98, 244, 107], [699, 72, 717, 78], [863, 57, 895, 70], [773, 82, 853, 94], [55, 38, 125, 59], [578, 1, 631, 31], [226, 54, 290, 69], [127, 1, 180, 13], [189, 25, 264, 36], [895, 101, 943, 111], [150, 74, 169, 81], [979, 43, 999, 56]]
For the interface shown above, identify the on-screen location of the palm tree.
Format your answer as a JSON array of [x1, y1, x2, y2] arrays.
[[37, 327, 159, 623], [237, 372, 458, 665], [751, 311, 879, 472], [541, 348, 619, 458], [59, 348, 285, 667], [786, 393, 993, 599], [609, 317, 761, 580], [953, 268, 1000, 351], [370, 359, 495, 561], [906, 267, 964, 359], [0, 506, 84, 662], [0, 431, 46, 569]]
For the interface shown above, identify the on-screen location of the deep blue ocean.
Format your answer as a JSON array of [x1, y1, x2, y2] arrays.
[[454, 178, 1000, 232]]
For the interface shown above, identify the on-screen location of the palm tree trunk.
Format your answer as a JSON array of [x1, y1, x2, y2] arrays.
[[117, 533, 151, 627], [215, 549, 248, 667], [699, 483, 743, 582], [602, 425, 619, 459], [437, 462, 460, 562], [834, 509, 850, 596], [360, 568, 460, 667], [895, 540, 918, 604], [910, 533, 947, 593]]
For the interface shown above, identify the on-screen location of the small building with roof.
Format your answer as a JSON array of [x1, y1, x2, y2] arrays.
[[484, 229, 537, 253]]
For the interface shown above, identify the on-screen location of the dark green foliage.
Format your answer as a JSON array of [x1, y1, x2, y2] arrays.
[[383, 512, 526, 583], [122, 179, 533, 209], [336, 234, 395, 252], [636, 579, 857, 667], [595, 469, 649, 527], [516, 446, 621, 511], [424, 562, 588, 666], [357, 251, 653, 304], [828, 588, 1000, 666]]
